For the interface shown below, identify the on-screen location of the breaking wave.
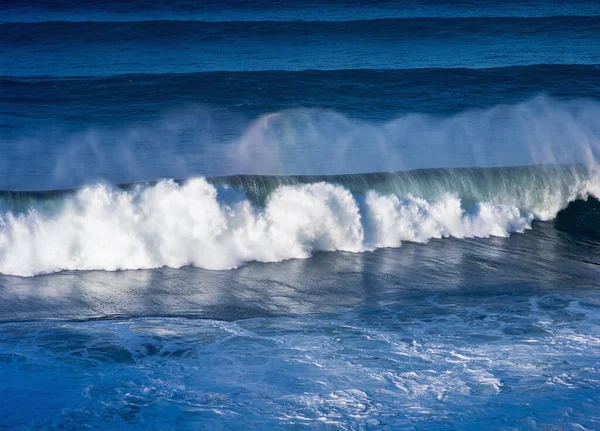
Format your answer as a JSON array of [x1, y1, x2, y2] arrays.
[[0, 164, 598, 277]]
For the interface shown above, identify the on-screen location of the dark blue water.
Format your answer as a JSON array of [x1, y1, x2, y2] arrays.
[[3, 0, 600, 23], [1, 1, 599, 429], [3, 17, 600, 76]]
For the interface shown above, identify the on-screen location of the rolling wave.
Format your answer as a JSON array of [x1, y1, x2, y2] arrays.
[[1, 165, 598, 277]]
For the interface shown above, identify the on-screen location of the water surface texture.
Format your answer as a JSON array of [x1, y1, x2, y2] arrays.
[[1, 1, 599, 430]]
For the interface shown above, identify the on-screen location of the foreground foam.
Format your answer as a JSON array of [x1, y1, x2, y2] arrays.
[[1, 165, 597, 276], [2, 292, 600, 429]]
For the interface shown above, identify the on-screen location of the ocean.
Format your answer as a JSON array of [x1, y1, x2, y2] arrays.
[[1, 1, 599, 429]]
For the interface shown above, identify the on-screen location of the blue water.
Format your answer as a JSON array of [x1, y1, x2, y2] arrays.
[[1, 1, 600, 429], [3, 17, 600, 76]]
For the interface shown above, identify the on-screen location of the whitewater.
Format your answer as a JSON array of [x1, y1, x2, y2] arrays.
[[2, 1, 600, 429], [1, 164, 598, 277], [2, 95, 600, 277]]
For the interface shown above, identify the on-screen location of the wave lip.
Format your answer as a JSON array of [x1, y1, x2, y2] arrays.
[[0, 165, 597, 277]]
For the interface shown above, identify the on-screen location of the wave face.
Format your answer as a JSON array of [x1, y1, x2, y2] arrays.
[[1, 165, 597, 277]]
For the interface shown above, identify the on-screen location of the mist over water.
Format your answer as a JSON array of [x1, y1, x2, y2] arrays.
[[230, 96, 600, 176], [1, 96, 599, 277], [1, 96, 599, 190]]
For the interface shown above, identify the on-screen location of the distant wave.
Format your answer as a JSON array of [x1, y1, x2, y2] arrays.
[[2, 66, 598, 119], [4, 63, 600, 83], [3, 0, 600, 23], [3, 17, 599, 42], [3, 16, 599, 76], [1, 165, 598, 277]]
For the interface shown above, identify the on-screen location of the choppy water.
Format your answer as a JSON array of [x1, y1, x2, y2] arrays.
[[1, 1, 599, 429]]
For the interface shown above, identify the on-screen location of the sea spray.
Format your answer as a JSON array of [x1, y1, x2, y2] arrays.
[[1, 164, 597, 276]]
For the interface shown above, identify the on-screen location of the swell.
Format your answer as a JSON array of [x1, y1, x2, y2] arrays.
[[3, 17, 599, 43], [2, 66, 599, 124], [6, 64, 600, 81], [3, 0, 600, 23], [3, 65, 599, 98], [0, 164, 597, 277], [3, 17, 598, 76]]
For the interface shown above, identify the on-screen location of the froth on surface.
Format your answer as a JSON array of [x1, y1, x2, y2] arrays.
[[1, 170, 597, 276]]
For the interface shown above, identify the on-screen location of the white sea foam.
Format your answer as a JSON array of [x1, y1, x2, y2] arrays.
[[2, 175, 595, 277]]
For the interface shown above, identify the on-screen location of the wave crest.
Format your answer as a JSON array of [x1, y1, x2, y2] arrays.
[[1, 165, 597, 277]]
